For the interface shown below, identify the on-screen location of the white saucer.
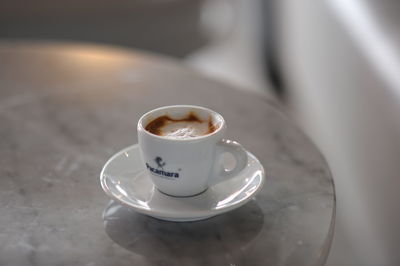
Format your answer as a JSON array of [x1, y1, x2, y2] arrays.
[[100, 144, 265, 222]]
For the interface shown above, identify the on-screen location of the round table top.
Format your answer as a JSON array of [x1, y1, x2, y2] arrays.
[[0, 42, 335, 266]]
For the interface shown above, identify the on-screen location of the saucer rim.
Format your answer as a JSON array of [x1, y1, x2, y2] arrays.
[[100, 144, 265, 220]]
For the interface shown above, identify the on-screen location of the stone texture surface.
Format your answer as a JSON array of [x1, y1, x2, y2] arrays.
[[0, 42, 335, 266]]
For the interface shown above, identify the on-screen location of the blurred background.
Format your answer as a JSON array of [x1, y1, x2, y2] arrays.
[[1, 0, 400, 265]]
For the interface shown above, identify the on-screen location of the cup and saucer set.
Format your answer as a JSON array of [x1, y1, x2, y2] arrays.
[[100, 105, 265, 222]]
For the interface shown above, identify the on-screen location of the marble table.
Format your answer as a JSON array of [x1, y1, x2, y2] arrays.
[[0, 42, 335, 266]]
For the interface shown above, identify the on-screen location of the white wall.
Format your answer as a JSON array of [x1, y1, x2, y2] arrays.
[[278, 0, 400, 265]]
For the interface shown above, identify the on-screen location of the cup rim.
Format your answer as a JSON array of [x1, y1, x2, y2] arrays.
[[137, 105, 226, 142]]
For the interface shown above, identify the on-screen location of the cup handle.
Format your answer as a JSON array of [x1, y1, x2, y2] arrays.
[[209, 139, 248, 186]]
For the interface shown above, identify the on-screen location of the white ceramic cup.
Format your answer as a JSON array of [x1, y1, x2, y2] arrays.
[[137, 105, 248, 197]]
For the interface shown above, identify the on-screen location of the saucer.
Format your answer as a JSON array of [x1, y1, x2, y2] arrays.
[[100, 144, 265, 222]]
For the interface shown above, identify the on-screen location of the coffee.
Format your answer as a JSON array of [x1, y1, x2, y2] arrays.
[[138, 105, 249, 197], [145, 112, 217, 139]]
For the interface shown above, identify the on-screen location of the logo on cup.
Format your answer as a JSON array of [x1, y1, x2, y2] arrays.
[[154, 156, 166, 169], [146, 156, 180, 179]]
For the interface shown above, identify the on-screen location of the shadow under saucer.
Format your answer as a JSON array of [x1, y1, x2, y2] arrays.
[[103, 199, 264, 258]]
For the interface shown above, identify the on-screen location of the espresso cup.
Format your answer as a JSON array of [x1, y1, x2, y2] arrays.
[[137, 105, 248, 197]]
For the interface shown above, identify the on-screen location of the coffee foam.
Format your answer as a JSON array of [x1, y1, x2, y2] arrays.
[[161, 121, 210, 139], [145, 112, 218, 139]]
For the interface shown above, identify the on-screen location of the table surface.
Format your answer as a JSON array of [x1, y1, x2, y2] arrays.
[[0, 42, 335, 266]]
